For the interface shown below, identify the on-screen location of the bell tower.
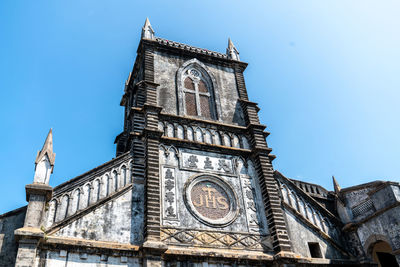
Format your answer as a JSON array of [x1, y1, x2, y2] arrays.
[[115, 18, 294, 266]]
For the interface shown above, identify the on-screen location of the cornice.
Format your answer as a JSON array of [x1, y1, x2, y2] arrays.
[[138, 38, 248, 69]]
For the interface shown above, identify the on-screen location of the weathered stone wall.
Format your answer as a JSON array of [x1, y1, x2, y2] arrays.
[[154, 51, 246, 126], [344, 188, 373, 207], [38, 250, 141, 267], [356, 206, 400, 255], [45, 153, 132, 229], [284, 209, 347, 259], [54, 189, 133, 244], [35, 252, 269, 267], [163, 261, 263, 267], [0, 207, 26, 267], [131, 183, 145, 244]]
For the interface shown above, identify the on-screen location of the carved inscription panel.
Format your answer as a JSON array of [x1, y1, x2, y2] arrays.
[[180, 150, 234, 175]]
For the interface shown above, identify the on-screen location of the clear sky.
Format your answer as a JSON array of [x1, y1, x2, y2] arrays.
[[0, 1, 399, 214]]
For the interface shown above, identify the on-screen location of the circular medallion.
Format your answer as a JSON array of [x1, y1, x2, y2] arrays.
[[189, 69, 201, 79], [184, 174, 238, 227]]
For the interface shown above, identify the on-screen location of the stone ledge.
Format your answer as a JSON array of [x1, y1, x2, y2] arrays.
[[25, 183, 53, 201], [142, 240, 168, 255], [44, 236, 139, 251], [296, 257, 371, 266], [273, 251, 298, 260], [14, 227, 44, 241], [164, 246, 274, 261], [136, 80, 160, 88]]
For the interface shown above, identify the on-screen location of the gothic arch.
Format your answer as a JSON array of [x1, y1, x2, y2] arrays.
[[119, 165, 127, 187], [204, 129, 213, 144], [186, 126, 194, 141], [195, 127, 204, 142], [176, 124, 184, 139], [176, 58, 222, 121], [234, 156, 248, 175], [167, 145, 179, 157], [213, 130, 222, 145], [91, 178, 101, 203], [364, 234, 393, 257]]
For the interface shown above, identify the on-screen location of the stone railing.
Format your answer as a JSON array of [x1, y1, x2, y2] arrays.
[[45, 153, 132, 228], [158, 119, 250, 150], [290, 179, 329, 198], [278, 180, 339, 240]]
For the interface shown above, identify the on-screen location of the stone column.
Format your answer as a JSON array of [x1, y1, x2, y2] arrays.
[[15, 130, 55, 266], [139, 47, 167, 264], [15, 184, 52, 267]]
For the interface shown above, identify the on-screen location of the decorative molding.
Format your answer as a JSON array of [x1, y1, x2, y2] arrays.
[[158, 119, 250, 150], [160, 227, 272, 251]]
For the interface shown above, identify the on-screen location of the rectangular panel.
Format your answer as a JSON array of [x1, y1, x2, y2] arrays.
[[179, 149, 235, 176], [161, 166, 179, 225], [185, 93, 197, 116], [199, 95, 211, 119]]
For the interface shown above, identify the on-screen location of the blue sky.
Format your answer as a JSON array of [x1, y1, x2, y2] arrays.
[[0, 0, 399, 214]]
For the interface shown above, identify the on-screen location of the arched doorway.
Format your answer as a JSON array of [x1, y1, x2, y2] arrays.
[[370, 241, 398, 267]]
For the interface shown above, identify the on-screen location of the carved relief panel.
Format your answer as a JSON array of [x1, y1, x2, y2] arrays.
[[159, 146, 268, 235]]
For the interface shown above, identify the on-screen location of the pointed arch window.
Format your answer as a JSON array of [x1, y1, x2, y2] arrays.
[[183, 69, 213, 119], [177, 59, 221, 121]]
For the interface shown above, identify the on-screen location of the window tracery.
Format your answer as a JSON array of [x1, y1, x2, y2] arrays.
[[177, 59, 221, 120]]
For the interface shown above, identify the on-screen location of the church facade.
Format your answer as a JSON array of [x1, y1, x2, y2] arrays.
[[1, 19, 399, 267]]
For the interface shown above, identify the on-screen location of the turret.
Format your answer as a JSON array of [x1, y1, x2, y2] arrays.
[[141, 17, 155, 40], [33, 129, 55, 184], [226, 38, 240, 60]]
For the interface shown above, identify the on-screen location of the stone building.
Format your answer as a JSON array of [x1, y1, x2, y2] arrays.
[[0, 19, 399, 267]]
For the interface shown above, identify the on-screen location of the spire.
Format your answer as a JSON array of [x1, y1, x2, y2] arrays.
[[226, 38, 240, 61], [141, 17, 155, 40], [34, 129, 55, 184], [332, 176, 341, 194]]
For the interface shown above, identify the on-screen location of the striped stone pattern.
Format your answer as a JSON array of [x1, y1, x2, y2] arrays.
[[144, 49, 155, 82], [144, 137, 161, 240], [235, 69, 293, 253], [255, 154, 292, 252], [142, 47, 162, 241], [241, 103, 261, 126], [234, 66, 249, 100], [135, 85, 146, 108]]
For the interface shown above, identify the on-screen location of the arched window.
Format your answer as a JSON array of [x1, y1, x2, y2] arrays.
[[177, 59, 221, 120], [183, 70, 213, 119]]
